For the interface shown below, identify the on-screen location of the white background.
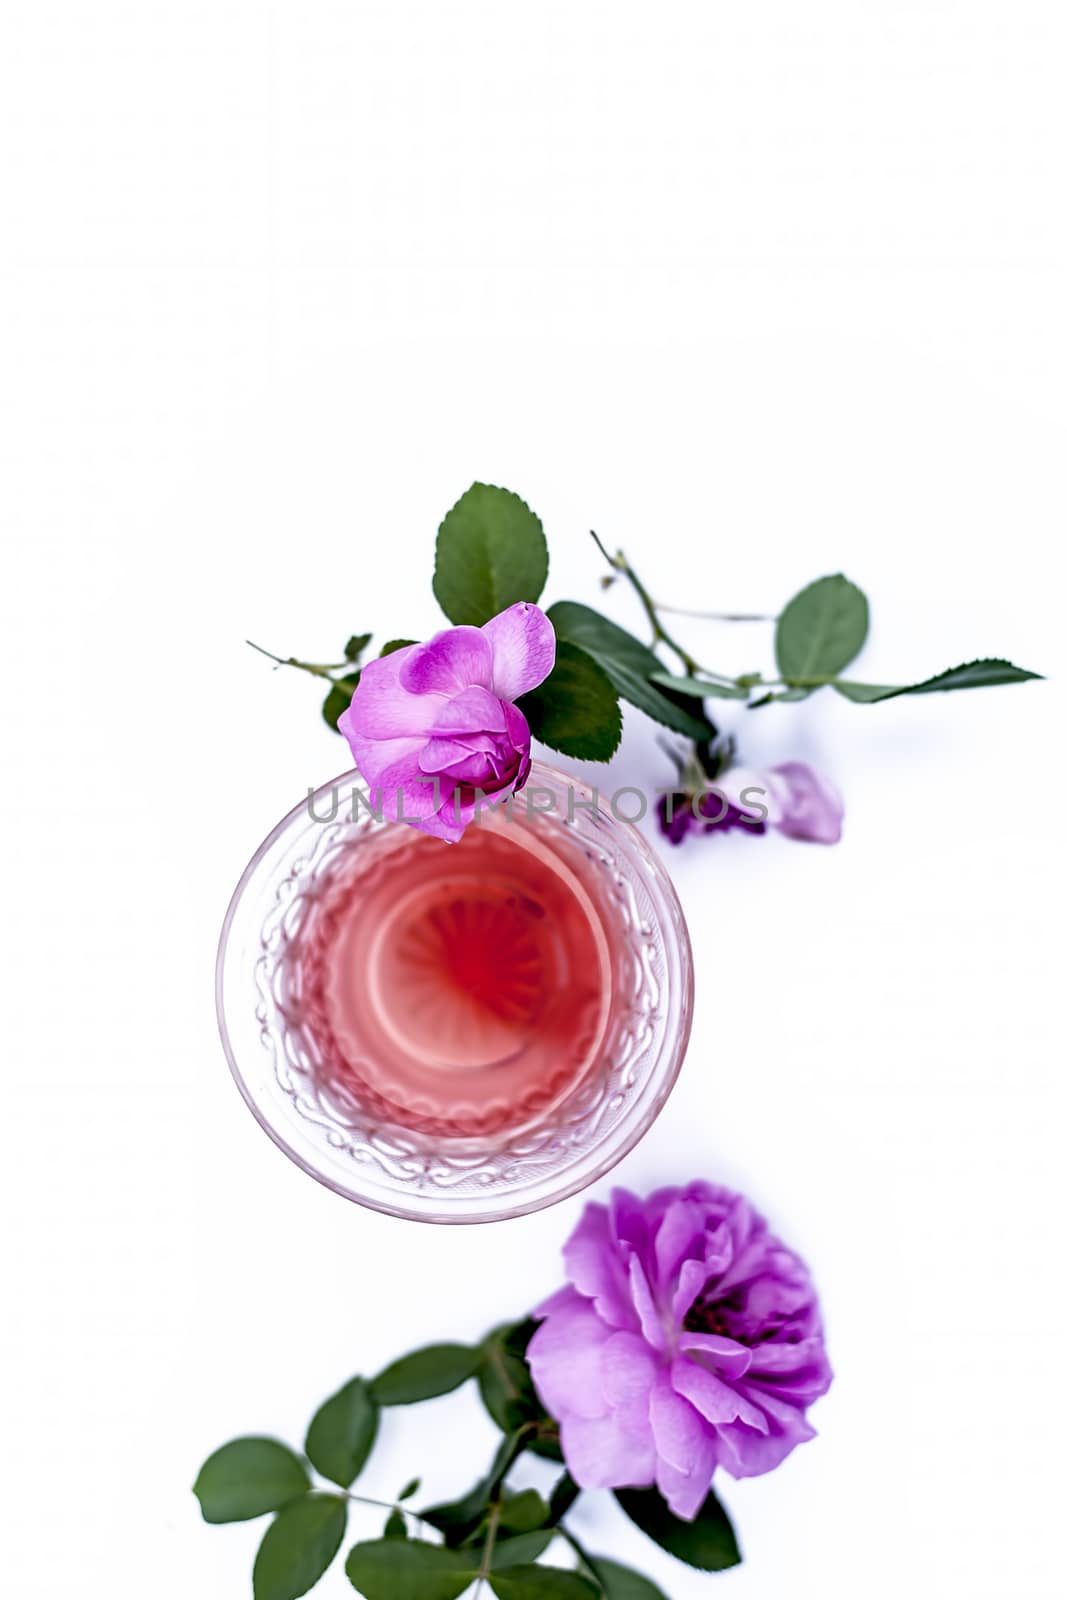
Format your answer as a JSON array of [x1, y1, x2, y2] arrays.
[[2, 3, 1065, 1596]]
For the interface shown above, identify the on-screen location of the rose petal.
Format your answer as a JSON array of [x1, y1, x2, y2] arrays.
[[628, 1256, 667, 1353], [657, 792, 696, 846], [677, 1332, 753, 1383], [610, 1187, 652, 1259], [652, 1369, 716, 1516], [338, 728, 417, 793], [560, 1405, 656, 1490], [717, 765, 783, 825], [527, 1299, 612, 1422], [601, 1331, 660, 1405], [341, 649, 439, 741], [512, 751, 532, 797], [373, 749, 452, 823], [398, 626, 492, 696], [715, 1388, 815, 1479], [650, 1375, 717, 1519], [671, 1356, 764, 1429], [501, 698, 531, 756], [671, 1257, 709, 1325], [654, 1198, 705, 1287], [482, 602, 556, 700], [432, 685, 508, 735], [737, 1386, 817, 1444], [699, 1219, 735, 1282], [649, 1375, 709, 1474], [707, 1205, 769, 1297], [655, 1444, 717, 1522], [419, 739, 497, 785], [764, 761, 843, 844], [744, 1339, 833, 1403], [533, 1284, 578, 1319], [409, 804, 466, 843], [563, 1203, 639, 1331], [418, 736, 483, 770], [738, 1271, 813, 1327], [419, 733, 497, 766]]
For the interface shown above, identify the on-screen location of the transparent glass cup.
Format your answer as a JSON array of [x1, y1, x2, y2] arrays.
[[216, 763, 693, 1223]]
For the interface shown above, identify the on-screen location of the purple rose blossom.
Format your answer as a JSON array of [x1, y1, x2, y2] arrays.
[[761, 760, 844, 843], [658, 760, 843, 847], [338, 603, 555, 842], [656, 790, 767, 846], [527, 1184, 832, 1520]]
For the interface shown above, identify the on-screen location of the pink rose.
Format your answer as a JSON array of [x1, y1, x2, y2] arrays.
[[338, 602, 555, 842]]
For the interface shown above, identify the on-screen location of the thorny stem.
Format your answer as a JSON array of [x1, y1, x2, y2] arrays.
[[247, 639, 354, 689], [765, 673, 850, 687], [470, 1421, 543, 1596], [655, 602, 777, 622], [590, 532, 742, 686], [591, 530, 701, 675], [252, 554, 815, 728], [475, 1501, 503, 1597], [334, 1489, 434, 1535], [343, 1418, 541, 1576]]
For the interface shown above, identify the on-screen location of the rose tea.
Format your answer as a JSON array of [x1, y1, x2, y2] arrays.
[[217, 764, 693, 1221], [296, 816, 614, 1137]]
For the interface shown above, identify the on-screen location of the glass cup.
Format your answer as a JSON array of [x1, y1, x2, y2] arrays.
[[216, 762, 693, 1223]]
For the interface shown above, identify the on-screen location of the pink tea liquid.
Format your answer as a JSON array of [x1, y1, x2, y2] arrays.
[[293, 813, 617, 1138]]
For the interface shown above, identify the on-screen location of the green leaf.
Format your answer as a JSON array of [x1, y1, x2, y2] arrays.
[[477, 1322, 548, 1437], [546, 1473, 579, 1525], [253, 1494, 346, 1600], [547, 602, 711, 736], [530, 1431, 563, 1464], [586, 1556, 668, 1599], [775, 574, 869, 682], [384, 1510, 408, 1540], [422, 1431, 528, 1547], [193, 1437, 309, 1524], [380, 638, 417, 657], [370, 1343, 482, 1407], [649, 670, 749, 700], [490, 1568, 599, 1599], [614, 1485, 741, 1571], [304, 1377, 379, 1488], [398, 1478, 421, 1501], [498, 1490, 550, 1535], [475, 1323, 561, 1462], [344, 633, 372, 662], [547, 601, 660, 675], [517, 641, 622, 761], [492, 1532, 555, 1568], [344, 1539, 588, 1600], [345, 1539, 473, 1600], [433, 483, 549, 626], [832, 657, 1043, 702], [322, 672, 360, 732], [420, 1480, 495, 1548]]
